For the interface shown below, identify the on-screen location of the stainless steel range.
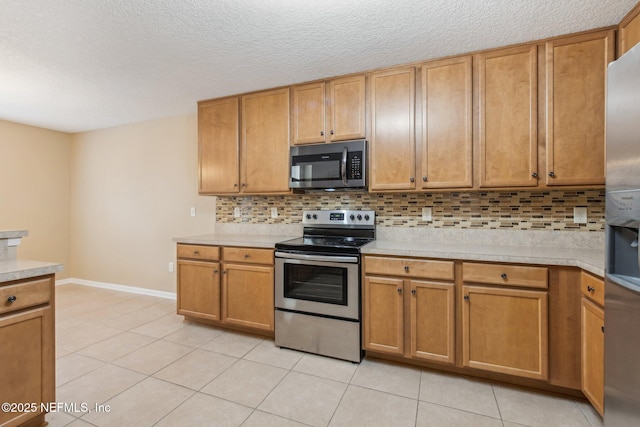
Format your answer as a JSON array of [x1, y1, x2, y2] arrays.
[[274, 209, 375, 362]]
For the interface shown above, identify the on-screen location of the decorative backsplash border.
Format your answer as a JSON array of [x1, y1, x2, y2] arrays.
[[216, 190, 605, 231]]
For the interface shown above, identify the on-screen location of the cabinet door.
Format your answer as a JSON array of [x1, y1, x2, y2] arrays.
[[410, 280, 455, 364], [329, 74, 366, 142], [0, 306, 54, 427], [222, 264, 274, 331], [177, 260, 220, 321], [462, 285, 548, 380], [478, 45, 538, 188], [581, 297, 604, 416], [292, 82, 326, 145], [619, 4, 640, 57], [370, 68, 416, 191], [421, 56, 473, 189], [241, 88, 291, 193], [545, 30, 614, 186], [198, 97, 240, 194], [363, 276, 404, 355]]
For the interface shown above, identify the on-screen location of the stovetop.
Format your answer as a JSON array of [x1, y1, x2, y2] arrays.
[[275, 236, 374, 254]]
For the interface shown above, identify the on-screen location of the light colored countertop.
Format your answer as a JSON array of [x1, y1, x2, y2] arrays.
[[0, 229, 28, 239], [173, 233, 298, 248], [362, 240, 604, 277], [0, 259, 64, 283], [174, 231, 604, 277]]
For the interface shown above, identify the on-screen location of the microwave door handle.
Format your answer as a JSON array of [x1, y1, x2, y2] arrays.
[[341, 147, 348, 185]]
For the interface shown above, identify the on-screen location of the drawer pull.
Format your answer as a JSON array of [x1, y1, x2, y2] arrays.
[[7, 296, 17, 304], [587, 286, 595, 292], [501, 273, 507, 279], [404, 266, 410, 272], [193, 251, 200, 255], [244, 254, 250, 259]]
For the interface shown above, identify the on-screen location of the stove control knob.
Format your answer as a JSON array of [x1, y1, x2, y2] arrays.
[[306, 214, 311, 220], [350, 214, 355, 220], [312, 214, 318, 220], [364, 214, 370, 221], [357, 214, 362, 221]]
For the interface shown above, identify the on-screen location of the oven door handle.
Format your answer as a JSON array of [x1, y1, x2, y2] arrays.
[[275, 251, 358, 264]]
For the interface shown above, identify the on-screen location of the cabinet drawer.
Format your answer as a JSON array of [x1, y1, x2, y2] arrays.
[[177, 244, 220, 261], [581, 271, 604, 306], [463, 262, 548, 289], [0, 277, 51, 315], [365, 256, 454, 281], [223, 247, 274, 265]]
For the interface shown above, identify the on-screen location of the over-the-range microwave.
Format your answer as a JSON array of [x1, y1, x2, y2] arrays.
[[289, 139, 367, 190]]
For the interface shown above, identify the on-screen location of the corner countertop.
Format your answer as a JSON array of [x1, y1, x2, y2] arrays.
[[173, 233, 298, 249], [0, 259, 64, 283], [0, 229, 28, 239], [172, 232, 604, 277], [361, 240, 604, 277]]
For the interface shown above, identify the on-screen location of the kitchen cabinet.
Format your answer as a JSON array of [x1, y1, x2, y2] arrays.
[[177, 245, 221, 321], [477, 45, 538, 188], [241, 88, 291, 194], [198, 97, 240, 194], [420, 56, 473, 189], [291, 75, 366, 145], [0, 275, 55, 427], [462, 262, 548, 380], [545, 30, 614, 186], [363, 256, 455, 364], [176, 244, 275, 334], [222, 247, 274, 332], [369, 67, 416, 191], [619, 2, 640, 56], [580, 272, 604, 416]]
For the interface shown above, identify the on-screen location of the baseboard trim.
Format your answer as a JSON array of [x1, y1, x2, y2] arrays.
[[55, 278, 176, 300]]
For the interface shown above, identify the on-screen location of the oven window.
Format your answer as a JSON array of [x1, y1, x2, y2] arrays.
[[283, 263, 348, 306]]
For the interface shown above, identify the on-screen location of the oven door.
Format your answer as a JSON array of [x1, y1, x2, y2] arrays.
[[275, 252, 360, 320]]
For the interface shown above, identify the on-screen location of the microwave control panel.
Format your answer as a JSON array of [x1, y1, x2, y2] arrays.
[[348, 152, 363, 179]]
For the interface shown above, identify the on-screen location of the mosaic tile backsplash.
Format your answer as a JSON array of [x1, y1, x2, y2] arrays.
[[216, 190, 605, 231]]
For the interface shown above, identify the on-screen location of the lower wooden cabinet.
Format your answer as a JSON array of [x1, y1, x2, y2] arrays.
[[0, 275, 55, 427], [223, 263, 274, 331], [462, 285, 548, 380], [581, 274, 605, 416], [363, 256, 455, 364], [176, 244, 275, 334]]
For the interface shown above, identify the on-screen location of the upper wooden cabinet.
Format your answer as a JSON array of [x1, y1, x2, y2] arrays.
[[545, 30, 614, 186], [198, 97, 240, 194], [619, 2, 640, 56], [241, 88, 291, 194], [370, 67, 416, 191], [421, 56, 473, 189], [292, 75, 366, 145], [477, 45, 538, 188]]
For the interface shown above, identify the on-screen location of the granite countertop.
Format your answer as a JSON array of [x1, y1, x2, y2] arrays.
[[173, 233, 298, 248], [0, 259, 64, 283], [362, 240, 604, 277], [172, 232, 604, 277], [0, 229, 28, 239]]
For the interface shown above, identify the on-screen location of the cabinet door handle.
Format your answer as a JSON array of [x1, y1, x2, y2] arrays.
[[223, 270, 227, 274], [411, 289, 416, 295], [320, 131, 324, 136], [601, 326, 605, 333], [548, 171, 556, 178], [242, 183, 246, 187], [233, 183, 238, 187], [404, 266, 410, 272], [397, 288, 402, 294], [422, 176, 427, 182], [330, 130, 334, 135], [410, 177, 415, 183], [464, 295, 470, 301], [213, 270, 219, 274], [587, 286, 595, 292], [501, 273, 507, 279], [531, 172, 538, 178], [7, 295, 17, 304]]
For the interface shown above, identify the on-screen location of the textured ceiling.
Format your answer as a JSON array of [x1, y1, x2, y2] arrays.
[[0, 0, 636, 133]]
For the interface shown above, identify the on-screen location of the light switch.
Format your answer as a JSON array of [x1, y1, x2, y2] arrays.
[[190, 207, 196, 217], [422, 207, 433, 222], [574, 207, 587, 224]]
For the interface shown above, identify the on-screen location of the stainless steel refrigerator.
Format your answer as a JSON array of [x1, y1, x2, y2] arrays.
[[605, 42, 640, 426]]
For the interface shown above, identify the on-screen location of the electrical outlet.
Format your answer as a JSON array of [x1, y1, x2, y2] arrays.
[[574, 207, 588, 224], [190, 207, 196, 217], [233, 207, 241, 218], [168, 262, 174, 272], [271, 207, 278, 218], [422, 207, 433, 222]]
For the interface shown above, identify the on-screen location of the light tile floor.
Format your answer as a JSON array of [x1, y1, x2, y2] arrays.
[[46, 283, 603, 427]]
